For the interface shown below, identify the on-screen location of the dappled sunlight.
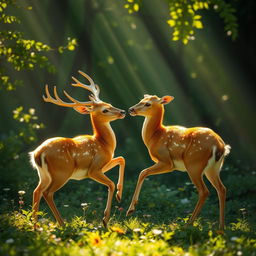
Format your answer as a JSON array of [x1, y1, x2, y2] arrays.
[[1, 0, 256, 255]]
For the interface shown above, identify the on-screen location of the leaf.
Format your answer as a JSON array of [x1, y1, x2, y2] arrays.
[[133, 3, 139, 12], [58, 46, 64, 53], [173, 30, 179, 36], [182, 38, 188, 45], [193, 20, 203, 29], [194, 15, 202, 20], [68, 45, 75, 51], [167, 19, 176, 27]]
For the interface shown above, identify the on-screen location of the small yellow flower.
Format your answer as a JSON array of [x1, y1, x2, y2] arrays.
[[90, 233, 102, 246], [111, 226, 125, 234]]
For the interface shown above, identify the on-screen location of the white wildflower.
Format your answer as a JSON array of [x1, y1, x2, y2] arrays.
[[6, 238, 14, 244], [152, 229, 162, 235], [180, 198, 190, 204], [18, 190, 26, 196]]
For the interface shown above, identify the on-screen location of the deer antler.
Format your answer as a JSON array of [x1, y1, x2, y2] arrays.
[[71, 70, 101, 102], [43, 84, 94, 107]]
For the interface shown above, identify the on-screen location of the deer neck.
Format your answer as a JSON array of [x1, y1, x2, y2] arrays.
[[142, 107, 165, 146], [91, 116, 116, 150]]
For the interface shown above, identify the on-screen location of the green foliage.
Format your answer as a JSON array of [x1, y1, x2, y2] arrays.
[[167, 0, 208, 45], [0, 107, 44, 187], [0, 0, 77, 90], [123, 0, 238, 44], [123, 0, 142, 14], [0, 206, 255, 255], [0, 106, 44, 156], [0, 160, 255, 255], [211, 0, 238, 40]]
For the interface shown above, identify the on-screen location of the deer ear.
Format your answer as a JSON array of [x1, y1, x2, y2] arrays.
[[73, 106, 92, 115], [160, 95, 174, 105]]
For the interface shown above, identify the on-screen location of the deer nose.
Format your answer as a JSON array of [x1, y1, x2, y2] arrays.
[[129, 108, 135, 114], [120, 110, 126, 115]]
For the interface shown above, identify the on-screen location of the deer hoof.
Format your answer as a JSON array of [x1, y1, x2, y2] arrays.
[[102, 217, 109, 228], [126, 208, 135, 216], [102, 220, 107, 228], [216, 229, 224, 235], [116, 193, 122, 203]]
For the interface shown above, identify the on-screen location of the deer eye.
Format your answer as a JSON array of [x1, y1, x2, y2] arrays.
[[145, 102, 151, 107], [102, 109, 109, 113]]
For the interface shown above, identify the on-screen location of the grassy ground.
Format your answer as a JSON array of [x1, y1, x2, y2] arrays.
[[0, 162, 256, 255]]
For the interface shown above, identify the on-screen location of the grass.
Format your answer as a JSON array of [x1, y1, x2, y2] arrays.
[[0, 163, 256, 255]]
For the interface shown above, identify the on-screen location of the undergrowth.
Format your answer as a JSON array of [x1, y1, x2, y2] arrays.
[[0, 166, 256, 256]]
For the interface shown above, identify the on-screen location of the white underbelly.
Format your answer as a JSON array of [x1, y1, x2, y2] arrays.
[[70, 169, 88, 180], [173, 160, 187, 172]]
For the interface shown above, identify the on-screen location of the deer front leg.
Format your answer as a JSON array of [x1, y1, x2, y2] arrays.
[[89, 171, 115, 227], [126, 162, 173, 216], [102, 157, 125, 202]]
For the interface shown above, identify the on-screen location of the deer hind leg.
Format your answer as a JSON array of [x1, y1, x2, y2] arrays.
[[204, 158, 226, 231], [42, 174, 70, 226], [187, 172, 209, 225], [126, 162, 173, 216], [32, 159, 52, 223], [185, 159, 210, 225]]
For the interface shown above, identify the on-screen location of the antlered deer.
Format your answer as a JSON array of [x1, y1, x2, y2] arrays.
[[126, 94, 230, 231], [30, 71, 125, 227]]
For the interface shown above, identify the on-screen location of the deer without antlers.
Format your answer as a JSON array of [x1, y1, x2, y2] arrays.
[[30, 71, 126, 227], [126, 94, 230, 231]]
